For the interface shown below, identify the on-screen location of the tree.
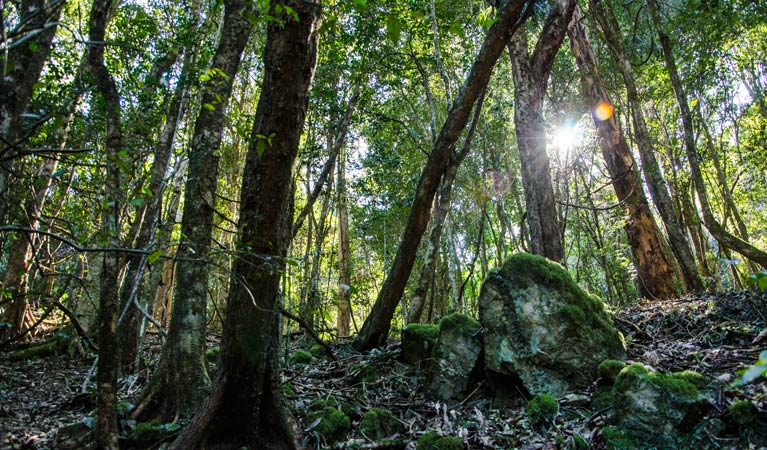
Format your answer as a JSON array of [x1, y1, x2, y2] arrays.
[[508, 0, 575, 263], [353, 0, 536, 351], [647, 0, 767, 270], [588, 0, 703, 293], [135, 0, 256, 420], [567, 5, 677, 299], [170, 1, 321, 448]]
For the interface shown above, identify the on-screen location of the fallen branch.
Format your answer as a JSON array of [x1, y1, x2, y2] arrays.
[[279, 308, 337, 362]]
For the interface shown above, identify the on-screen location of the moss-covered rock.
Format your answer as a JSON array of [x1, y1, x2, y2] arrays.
[[400, 323, 439, 365], [310, 395, 356, 418], [429, 313, 483, 401], [729, 400, 760, 427], [598, 359, 627, 386], [478, 253, 626, 397], [360, 408, 402, 440], [55, 420, 94, 450], [205, 346, 220, 363], [601, 426, 636, 450], [610, 363, 713, 447], [288, 349, 313, 366], [526, 393, 558, 426], [126, 420, 181, 446], [416, 431, 465, 450], [306, 407, 350, 444]]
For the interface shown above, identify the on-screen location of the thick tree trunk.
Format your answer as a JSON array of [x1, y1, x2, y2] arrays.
[[647, 0, 767, 270], [567, 6, 677, 299], [137, 0, 254, 421], [336, 145, 352, 337], [170, 2, 320, 448], [589, 0, 704, 291], [508, 0, 575, 263], [88, 0, 123, 445], [353, 0, 535, 351]]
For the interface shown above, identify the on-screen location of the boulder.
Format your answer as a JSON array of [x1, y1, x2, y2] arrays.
[[609, 363, 714, 447], [429, 313, 483, 401], [478, 253, 625, 396], [400, 323, 439, 365]]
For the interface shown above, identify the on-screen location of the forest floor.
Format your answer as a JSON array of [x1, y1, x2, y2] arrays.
[[0, 290, 765, 449]]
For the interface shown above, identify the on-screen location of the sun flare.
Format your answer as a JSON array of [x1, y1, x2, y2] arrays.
[[551, 123, 583, 156]]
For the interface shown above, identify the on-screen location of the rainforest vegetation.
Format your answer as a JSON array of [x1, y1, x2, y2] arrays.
[[1, 0, 766, 448]]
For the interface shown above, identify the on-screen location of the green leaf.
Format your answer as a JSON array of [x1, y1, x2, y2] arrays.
[[386, 13, 402, 44], [203, 103, 216, 111], [147, 249, 163, 264], [51, 169, 67, 178], [199, 73, 211, 81]]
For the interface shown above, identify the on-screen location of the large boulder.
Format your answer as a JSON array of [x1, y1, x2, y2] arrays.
[[429, 313, 483, 401], [400, 323, 439, 365], [478, 253, 626, 396]]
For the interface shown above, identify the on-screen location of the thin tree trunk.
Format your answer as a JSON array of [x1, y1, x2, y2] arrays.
[[353, 0, 535, 351], [508, 0, 575, 263], [589, 0, 704, 290], [336, 144, 352, 338], [647, 0, 767, 270], [170, 2, 320, 448], [136, 0, 254, 421], [567, 5, 677, 299], [88, 0, 123, 444]]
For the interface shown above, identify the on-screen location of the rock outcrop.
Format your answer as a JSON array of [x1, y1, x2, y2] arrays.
[[429, 313, 483, 401]]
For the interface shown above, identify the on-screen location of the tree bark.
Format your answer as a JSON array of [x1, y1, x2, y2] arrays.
[[137, 0, 254, 421], [647, 0, 767, 270], [589, 0, 704, 291], [88, 0, 123, 445], [507, 0, 575, 263], [170, 1, 320, 448], [567, 5, 677, 299], [336, 144, 352, 337], [353, 0, 535, 351]]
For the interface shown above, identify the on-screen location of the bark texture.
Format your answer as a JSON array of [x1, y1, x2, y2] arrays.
[[589, 0, 704, 292], [508, 0, 575, 263], [138, 0, 255, 421], [170, 1, 320, 448], [336, 144, 352, 337], [353, 0, 535, 351], [567, 6, 677, 299]]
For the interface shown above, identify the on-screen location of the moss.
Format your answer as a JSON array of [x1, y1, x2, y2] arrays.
[[729, 400, 760, 427], [560, 304, 587, 324], [280, 382, 295, 398], [205, 346, 220, 363], [614, 363, 698, 400], [350, 362, 381, 384], [439, 313, 480, 335], [404, 323, 439, 344], [288, 349, 313, 366], [9, 339, 60, 360], [671, 370, 708, 389], [416, 431, 464, 450], [309, 343, 328, 358], [598, 359, 627, 386], [310, 395, 355, 417], [306, 407, 350, 444], [526, 393, 559, 425], [602, 426, 636, 450], [570, 434, 589, 450], [360, 408, 401, 440]]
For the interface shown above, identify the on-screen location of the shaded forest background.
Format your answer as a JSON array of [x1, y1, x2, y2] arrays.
[[1, 0, 767, 447]]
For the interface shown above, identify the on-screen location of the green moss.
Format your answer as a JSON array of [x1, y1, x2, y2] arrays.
[[310, 395, 355, 417], [9, 339, 60, 360], [306, 407, 350, 444], [205, 346, 220, 362], [280, 382, 295, 398], [526, 393, 559, 425], [729, 400, 760, 427], [602, 426, 636, 450], [404, 323, 439, 344], [439, 313, 480, 335], [288, 349, 313, 366], [671, 370, 708, 389], [416, 431, 464, 450], [350, 362, 381, 383], [598, 359, 627, 386], [570, 434, 589, 450], [614, 363, 698, 400], [560, 304, 587, 324], [309, 343, 328, 358], [360, 408, 401, 440]]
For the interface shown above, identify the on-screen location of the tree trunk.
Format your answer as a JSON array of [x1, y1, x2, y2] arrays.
[[567, 5, 677, 299], [336, 144, 352, 338], [508, 0, 575, 263], [647, 0, 767, 270], [589, 0, 704, 291], [170, 1, 320, 448], [136, 0, 254, 421], [88, 0, 123, 444], [353, 0, 535, 351]]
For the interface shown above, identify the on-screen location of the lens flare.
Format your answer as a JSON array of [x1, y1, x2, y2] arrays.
[[593, 101, 614, 121]]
